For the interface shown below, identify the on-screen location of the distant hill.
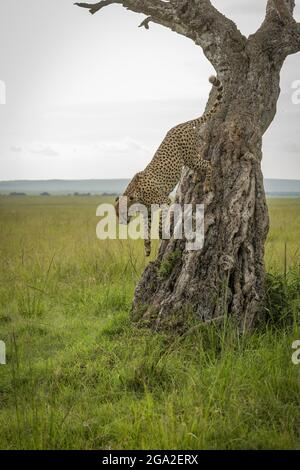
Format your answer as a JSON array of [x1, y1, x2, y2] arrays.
[[264, 179, 300, 197], [0, 178, 299, 197], [0, 179, 130, 196]]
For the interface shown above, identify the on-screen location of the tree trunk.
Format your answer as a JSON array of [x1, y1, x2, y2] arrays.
[[76, 0, 300, 331], [132, 57, 282, 331]]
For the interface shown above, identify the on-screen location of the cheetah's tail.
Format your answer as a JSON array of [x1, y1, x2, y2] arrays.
[[192, 76, 223, 127], [209, 75, 223, 105], [209, 75, 221, 88], [195, 76, 223, 125]]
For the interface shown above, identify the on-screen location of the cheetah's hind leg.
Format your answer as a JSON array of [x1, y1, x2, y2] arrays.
[[144, 239, 151, 257]]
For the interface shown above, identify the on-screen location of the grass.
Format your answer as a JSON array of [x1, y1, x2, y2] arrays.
[[0, 195, 299, 450]]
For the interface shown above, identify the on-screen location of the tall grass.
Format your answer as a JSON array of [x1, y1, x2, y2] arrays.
[[0, 196, 299, 450]]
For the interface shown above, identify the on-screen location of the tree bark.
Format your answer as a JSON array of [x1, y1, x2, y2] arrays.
[[76, 0, 300, 331], [133, 67, 274, 331]]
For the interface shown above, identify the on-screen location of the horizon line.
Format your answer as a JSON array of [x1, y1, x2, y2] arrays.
[[1, 177, 300, 183]]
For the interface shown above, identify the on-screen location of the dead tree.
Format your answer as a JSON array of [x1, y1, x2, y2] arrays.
[[76, 0, 300, 331]]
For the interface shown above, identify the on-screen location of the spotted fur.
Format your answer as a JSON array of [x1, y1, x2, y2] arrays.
[[116, 76, 223, 256]]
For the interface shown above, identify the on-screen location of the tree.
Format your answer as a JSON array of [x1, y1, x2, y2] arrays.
[[76, 0, 300, 331]]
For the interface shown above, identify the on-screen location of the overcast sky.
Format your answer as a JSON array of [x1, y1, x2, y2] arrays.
[[0, 0, 299, 180]]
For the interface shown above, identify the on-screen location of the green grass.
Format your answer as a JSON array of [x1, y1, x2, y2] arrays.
[[0, 196, 300, 450]]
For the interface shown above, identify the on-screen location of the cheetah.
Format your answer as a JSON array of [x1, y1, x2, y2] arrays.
[[115, 76, 223, 256]]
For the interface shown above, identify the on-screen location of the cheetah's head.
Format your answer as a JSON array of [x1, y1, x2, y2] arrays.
[[115, 173, 143, 223]]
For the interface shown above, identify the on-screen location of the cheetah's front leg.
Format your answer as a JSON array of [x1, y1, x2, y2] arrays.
[[159, 197, 172, 240]]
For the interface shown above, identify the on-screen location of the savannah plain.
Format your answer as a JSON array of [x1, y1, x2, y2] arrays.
[[0, 195, 299, 449]]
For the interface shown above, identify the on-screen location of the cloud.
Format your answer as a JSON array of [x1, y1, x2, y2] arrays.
[[10, 145, 22, 153], [29, 145, 60, 157], [93, 138, 151, 155], [284, 142, 300, 154]]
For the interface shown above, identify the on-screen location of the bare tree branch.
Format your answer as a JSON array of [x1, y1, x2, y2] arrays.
[[251, 0, 300, 58], [75, 1, 121, 15], [266, 0, 295, 23], [75, 1, 186, 42], [279, 20, 300, 55], [139, 16, 153, 30], [75, 0, 246, 76], [75, 0, 174, 19]]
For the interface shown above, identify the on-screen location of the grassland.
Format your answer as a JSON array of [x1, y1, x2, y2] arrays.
[[0, 195, 299, 450]]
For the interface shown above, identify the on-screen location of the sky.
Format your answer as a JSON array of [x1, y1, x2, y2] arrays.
[[0, 0, 299, 181]]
